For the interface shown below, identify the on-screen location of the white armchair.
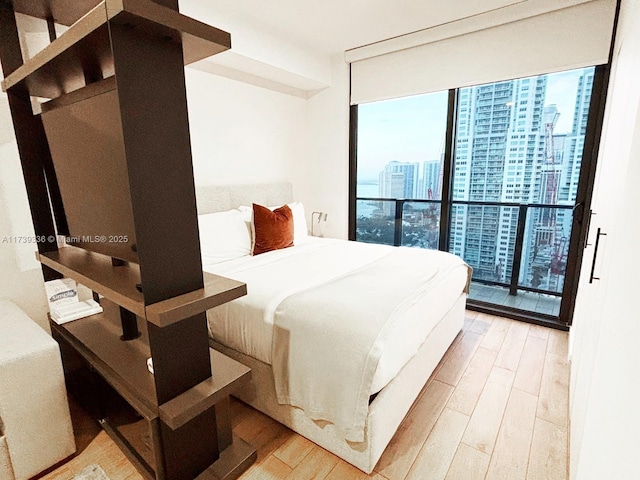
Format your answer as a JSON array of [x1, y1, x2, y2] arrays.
[[0, 300, 75, 479]]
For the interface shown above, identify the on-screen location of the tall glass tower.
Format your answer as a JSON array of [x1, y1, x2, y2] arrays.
[[451, 76, 547, 282], [450, 70, 593, 291]]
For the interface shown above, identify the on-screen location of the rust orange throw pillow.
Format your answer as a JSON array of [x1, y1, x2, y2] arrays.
[[251, 203, 294, 255]]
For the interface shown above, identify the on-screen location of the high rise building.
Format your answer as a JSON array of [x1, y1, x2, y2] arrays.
[[379, 170, 405, 198], [450, 76, 548, 282], [450, 71, 593, 292], [378, 161, 419, 215], [525, 70, 594, 291], [379, 161, 419, 198], [453, 80, 523, 280], [420, 160, 441, 199]]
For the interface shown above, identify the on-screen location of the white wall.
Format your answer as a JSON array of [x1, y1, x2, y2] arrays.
[[185, 67, 308, 187], [180, 0, 331, 95], [0, 103, 49, 331], [569, 0, 640, 477], [185, 61, 354, 241], [292, 54, 351, 239]]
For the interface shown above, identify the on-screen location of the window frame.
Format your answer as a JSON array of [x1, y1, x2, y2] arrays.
[[348, 66, 609, 329]]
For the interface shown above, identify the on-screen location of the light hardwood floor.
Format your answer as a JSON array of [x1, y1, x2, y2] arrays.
[[39, 311, 569, 480]]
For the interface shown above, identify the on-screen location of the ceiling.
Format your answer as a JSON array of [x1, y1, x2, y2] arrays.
[[180, 0, 525, 55], [3, 0, 530, 99]]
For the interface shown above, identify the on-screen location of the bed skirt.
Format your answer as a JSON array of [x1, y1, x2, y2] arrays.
[[208, 293, 466, 473]]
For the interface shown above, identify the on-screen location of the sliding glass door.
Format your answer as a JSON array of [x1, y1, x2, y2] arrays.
[[350, 66, 603, 328]]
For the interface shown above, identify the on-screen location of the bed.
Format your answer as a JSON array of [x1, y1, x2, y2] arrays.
[[195, 182, 470, 473]]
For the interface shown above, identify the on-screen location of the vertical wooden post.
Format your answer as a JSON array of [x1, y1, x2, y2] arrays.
[[0, 3, 61, 281], [107, 14, 218, 478]]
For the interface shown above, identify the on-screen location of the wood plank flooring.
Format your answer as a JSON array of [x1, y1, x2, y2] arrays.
[[39, 311, 569, 480]]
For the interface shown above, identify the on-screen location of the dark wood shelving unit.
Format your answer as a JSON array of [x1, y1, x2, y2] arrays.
[[38, 247, 146, 317], [50, 296, 253, 428], [0, 1, 255, 479], [2, 0, 231, 99], [51, 299, 256, 479], [52, 300, 157, 419], [101, 415, 157, 478], [38, 246, 248, 327], [11, 0, 102, 26]]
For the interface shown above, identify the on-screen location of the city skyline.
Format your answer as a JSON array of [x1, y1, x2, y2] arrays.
[[356, 68, 588, 183], [355, 66, 595, 295]]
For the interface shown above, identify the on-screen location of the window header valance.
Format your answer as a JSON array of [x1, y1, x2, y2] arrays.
[[349, 0, 616, 105]]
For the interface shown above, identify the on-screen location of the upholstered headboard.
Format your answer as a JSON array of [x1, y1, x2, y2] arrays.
[[195, 182, 294, 215]]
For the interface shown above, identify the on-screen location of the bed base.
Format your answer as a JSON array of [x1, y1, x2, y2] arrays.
[[208, 293, 466, 473]]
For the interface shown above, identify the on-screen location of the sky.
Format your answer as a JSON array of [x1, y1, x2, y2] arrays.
[[357, 67, 592, 182], [357, 91, 448, 182]]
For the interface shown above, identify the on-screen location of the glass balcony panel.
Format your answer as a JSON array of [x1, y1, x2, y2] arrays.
[[448, 203, 520, 285], [518, 205, 573, 294], [400, 202, 441, 250], [355, 199, 395, 245]]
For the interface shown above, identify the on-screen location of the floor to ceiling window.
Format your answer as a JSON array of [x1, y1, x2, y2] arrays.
[[350, 66, 602, 328], [354, 90, 449, 248]]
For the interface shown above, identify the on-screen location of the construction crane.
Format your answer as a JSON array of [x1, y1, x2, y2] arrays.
[[540, 106, 566, 290], [550, 236, 567, 276], [543, 120, 559, 204]]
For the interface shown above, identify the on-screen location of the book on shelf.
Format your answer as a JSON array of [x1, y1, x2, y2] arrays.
[[46, 278, 103, 324], [50, 299, 103, 324]]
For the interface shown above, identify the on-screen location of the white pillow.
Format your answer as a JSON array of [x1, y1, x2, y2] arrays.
[[288, 202, 309, 244], [198, 209, 251, 266], [239, 202, 309, 245]]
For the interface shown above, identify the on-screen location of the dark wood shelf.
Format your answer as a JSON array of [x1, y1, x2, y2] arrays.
[[11, 0, 102, 27], [51, 300, 157, 419], [38, 245, 247, 326], [146, 273, 247, 328], [159, 349, 250, 430], [38, 246, 145, 317], [2, 0, 231, 98], [51, 299, 252, 428]]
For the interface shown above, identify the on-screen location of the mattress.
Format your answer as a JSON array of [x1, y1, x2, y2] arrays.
[[204, 238, 468, 394]]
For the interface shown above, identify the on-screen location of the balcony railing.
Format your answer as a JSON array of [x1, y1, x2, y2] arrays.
[[355, 197, 574, 300]]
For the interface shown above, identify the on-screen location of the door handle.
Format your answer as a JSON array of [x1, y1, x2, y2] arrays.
[[584, 210, 594, 248], [573, 201, 584, 216], [589, 227, 607, 283]]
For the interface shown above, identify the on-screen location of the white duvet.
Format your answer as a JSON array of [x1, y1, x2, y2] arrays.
[[204, 238, 469, 440]]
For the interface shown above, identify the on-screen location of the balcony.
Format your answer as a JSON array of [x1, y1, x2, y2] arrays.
[[355, 196, 572, 323], [468, 283, 560, 316]]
